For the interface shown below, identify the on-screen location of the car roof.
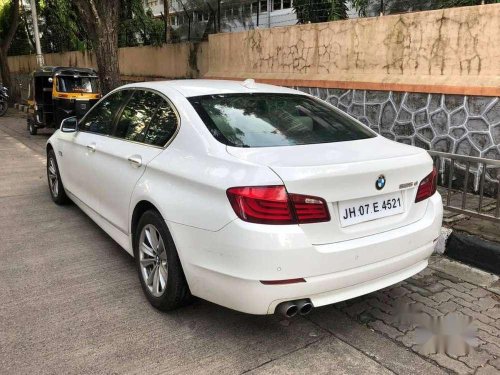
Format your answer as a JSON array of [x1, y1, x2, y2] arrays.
[[123, 79, 303, 98]]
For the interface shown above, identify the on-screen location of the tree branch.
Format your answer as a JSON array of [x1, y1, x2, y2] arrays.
[[1, 0, 20, 51]]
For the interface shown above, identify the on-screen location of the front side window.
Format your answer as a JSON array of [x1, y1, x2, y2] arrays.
[[189, 93, 375, 148], [57, 76, 99, 93], [114, 90, 161, 142], [79, 90, 129, 135]]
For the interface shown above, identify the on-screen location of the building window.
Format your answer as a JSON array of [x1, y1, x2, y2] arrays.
[[251, 2, 258, 14], [260, 0, 267, 12], [283, 0, 292, 9]]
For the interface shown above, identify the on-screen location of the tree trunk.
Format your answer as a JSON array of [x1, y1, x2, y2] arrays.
[[94, 23, 120, 94], [164, 0, 171, 43], [0, 49, 12, 92], [0, 0, 20, 101], [73, 0, 121, 94]]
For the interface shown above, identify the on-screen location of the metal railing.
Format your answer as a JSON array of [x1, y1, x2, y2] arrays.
[[428, 151, 500, 223]]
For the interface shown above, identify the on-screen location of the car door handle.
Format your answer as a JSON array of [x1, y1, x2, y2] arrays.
[[86, 143, 96, 153], [128, 155, 142, 168]]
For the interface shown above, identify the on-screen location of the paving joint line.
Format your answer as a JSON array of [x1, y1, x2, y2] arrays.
[[304, 315, 400, 375], [239, 334, 325, 374], [311, 309, 455, 374]]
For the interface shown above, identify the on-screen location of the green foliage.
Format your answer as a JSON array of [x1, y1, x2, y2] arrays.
[[294, 0, 335, 23], [329, 0, 348, 20], [1, 0, 30, 55], [39, 0, 89, 53], [120, 0, 166, 47]]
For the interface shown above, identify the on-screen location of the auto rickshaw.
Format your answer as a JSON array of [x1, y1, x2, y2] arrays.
[[26, 66, 101, 135]]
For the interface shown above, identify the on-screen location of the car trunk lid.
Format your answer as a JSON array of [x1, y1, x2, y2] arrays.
[[226, 136, 433, 244]]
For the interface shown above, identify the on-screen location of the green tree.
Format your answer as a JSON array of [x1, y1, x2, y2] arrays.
[[0, 0, 20, 94], [121, 0, 166, 47], [39, 0, 88, 53]]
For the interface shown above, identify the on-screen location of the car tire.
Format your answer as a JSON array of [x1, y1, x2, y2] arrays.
[[134, 210, 191, 311], [29, 121, 37, 135], [47, 149, 69, 204]]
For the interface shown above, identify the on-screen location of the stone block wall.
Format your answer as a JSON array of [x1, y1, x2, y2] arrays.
[[297, 87, 500, 161], [297, 87, 499, 194]]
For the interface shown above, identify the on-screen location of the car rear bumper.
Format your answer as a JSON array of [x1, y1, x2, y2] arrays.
[[169, 193, 442, 315]]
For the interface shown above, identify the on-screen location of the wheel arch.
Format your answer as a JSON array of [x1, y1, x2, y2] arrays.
[[130, 200, 162, 246]]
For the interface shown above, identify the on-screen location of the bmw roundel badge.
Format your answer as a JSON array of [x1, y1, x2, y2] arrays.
[[375, 175, 386, 190]]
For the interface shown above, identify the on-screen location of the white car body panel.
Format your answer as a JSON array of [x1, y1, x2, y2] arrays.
[[47, 79, 443, 315]]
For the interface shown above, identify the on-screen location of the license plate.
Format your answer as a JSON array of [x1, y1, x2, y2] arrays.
[[338, 191, 404, 227]]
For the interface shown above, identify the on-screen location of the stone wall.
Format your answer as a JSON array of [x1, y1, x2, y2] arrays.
[[297, 87, 500, 161], [298, 87, 499, 193]]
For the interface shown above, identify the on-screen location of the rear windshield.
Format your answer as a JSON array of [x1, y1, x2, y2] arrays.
[[57, 76, 99, 93], [188, 93, 375, 148]]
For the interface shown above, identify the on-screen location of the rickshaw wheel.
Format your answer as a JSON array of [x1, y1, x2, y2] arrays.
[[0, 102, 7, 116], [29, 121, 38, 135]]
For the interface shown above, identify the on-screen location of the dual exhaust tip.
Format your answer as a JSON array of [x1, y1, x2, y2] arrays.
[[276, 299, 314, 318]]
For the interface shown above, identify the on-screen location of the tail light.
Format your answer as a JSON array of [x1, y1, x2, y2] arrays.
[[415, 167, 438, 203], [226, 186, 330, 225]]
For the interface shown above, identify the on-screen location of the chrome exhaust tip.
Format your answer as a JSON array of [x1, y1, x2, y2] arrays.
[[276, 301, 299, 318], [296, 299, 313, 316]]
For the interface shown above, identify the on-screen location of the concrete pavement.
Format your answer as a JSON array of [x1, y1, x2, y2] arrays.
[[0, 111, 498, 374]]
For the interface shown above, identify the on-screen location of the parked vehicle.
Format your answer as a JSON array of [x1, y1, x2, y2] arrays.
[[27, 66, 101, 135], [46, 80, 443, 316], [0, 84, 8, 116]]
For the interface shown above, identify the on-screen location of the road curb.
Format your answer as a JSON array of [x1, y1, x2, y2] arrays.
[[444, 231, 500, 276]]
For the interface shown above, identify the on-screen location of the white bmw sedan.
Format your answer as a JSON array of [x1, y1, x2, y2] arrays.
[[46, 80, 443, 317]]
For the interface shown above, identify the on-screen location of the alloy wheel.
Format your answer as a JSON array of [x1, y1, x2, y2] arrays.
[[48, 157, 59, 197], [139, 224, 168, 297]]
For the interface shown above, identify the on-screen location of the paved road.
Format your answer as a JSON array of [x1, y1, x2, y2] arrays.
[[1, 110, 499, 374]]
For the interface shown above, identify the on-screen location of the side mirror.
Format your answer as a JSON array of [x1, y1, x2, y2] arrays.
[[60, 116, 78, 133]]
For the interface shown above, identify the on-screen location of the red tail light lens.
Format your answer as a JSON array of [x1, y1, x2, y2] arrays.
[[227, 186, 330, 225], [415, 167, 438, 203], [227, 186, 293, 224], [289, 193, 330, 223]]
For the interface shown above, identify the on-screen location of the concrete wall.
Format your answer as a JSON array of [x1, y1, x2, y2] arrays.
[[206, 4, 500, 97], [8, 42, 208, 80]]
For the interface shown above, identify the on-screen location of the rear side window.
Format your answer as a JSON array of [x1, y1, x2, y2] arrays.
[[79, 90, 128, 135], [114, 90, 161, 142], [189, 93, 375, 147], [144, 100, 178, 146]]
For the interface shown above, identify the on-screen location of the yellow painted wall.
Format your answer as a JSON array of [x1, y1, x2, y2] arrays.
[[8, 4, 499, 95], [206, 4, 500, 95]]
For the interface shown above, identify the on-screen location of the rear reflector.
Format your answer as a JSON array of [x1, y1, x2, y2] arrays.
[[227, 186, 330, 225], [415, 167, 438, 203], [260, 278, 306, 285]]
